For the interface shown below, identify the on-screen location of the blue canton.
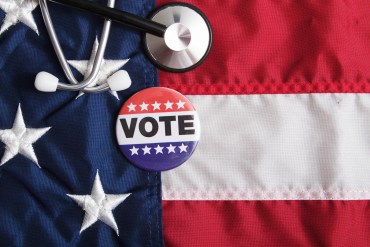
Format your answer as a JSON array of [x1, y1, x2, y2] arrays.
[[0, 0, 163, 246]]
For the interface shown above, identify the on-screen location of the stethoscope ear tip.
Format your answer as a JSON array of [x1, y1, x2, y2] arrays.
[[35, 70, 132, 93], [107, 70, 132, 92], [35, 72, 59, 92]]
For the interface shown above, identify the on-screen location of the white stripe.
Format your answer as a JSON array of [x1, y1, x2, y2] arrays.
[[162, 94, 370, 200]]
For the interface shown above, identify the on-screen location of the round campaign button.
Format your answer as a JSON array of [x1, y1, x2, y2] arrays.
[[116, 87, 200, 171]]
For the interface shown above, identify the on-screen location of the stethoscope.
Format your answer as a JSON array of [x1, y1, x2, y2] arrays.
[[34, 0, 212, 93]]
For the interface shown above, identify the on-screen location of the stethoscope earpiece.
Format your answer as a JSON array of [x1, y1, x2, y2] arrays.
[[35, 72, 59, 92], [37, 0, 212, 93], [106, 70, 132, 92], [35, 70, 132, 93]]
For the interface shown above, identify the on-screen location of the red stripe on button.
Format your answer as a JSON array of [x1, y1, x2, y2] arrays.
[[157, 0, 370, 95], [163, 200, 370, 247]]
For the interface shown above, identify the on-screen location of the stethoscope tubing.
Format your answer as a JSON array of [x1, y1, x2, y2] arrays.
[[36, 0, 212, 93], [49, 0, 167, 37], [39, 0, 113, 92]]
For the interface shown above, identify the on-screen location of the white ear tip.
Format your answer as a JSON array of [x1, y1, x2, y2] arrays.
[[35, 72, 59, 92], [107, 70, 132, 92]]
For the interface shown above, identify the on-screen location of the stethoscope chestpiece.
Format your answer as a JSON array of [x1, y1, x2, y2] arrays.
[[36, 0, 213, 94], [144, 2, 212, 73]]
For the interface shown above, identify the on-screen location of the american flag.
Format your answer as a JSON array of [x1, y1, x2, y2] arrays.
[[2, 0, 370, 246], [158, 0, 370, 246], [0, 0, 163, 246]]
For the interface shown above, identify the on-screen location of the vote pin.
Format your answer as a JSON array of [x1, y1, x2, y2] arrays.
[[116, 87, 200, 171]]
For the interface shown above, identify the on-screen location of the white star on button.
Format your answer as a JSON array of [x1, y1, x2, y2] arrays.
[[0, 0, 39, 35], [176, 100, 186, 109], [142, 145, 151, 155], [164, 101, 173, 110], [154, 145, 164, 154], [129, 146, 139, 156], [67, 171, 131, 236], [152, 101, 161, 111], [166, 144, 176, 154], [0, 105, 51, 167], [68, 39, 130, 100], [127, 103, 136, 112], [178, 143, 188, 153], [140, 102, 149, 111]]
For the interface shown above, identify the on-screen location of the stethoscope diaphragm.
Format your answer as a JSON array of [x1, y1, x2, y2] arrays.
[[144, 2, 212, 72]]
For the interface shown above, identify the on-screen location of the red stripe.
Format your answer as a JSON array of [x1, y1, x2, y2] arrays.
[[163, 200, 370, 247], [157, 0, 370, 94], [158, 1, 370, 246]]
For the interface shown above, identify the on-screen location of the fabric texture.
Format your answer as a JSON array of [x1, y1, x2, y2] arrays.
[[163, 94, 370, 200], [0, 0, 39, 35], [159, 0, 370, 95], [0, 0, 163, 246], [157, 0, 370, 246], [163, 201, 370, 247]]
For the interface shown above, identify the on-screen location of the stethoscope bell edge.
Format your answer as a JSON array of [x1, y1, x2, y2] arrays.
[[144, 2, 213, 73]]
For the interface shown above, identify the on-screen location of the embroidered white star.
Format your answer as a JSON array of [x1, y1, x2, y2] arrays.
[[167, 144, 176, 154], [0, 105, 51, 167], [68, 38, 130, 100], [142, 145, 151, 155], [178, 143, 188, 153], [176, 100, 186, 109], [164, 101, 173, 110], [0, 0, 39, 35], [127, 103, 136, 112], [140, 102, 149, 111], [67, 171, 131, 236], [154, 145, 164, 154], [152, 101, 161, 111], [129, 146, 139, 156]]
